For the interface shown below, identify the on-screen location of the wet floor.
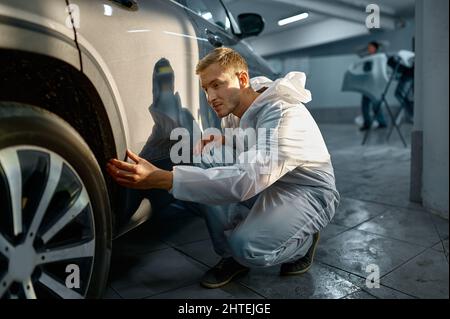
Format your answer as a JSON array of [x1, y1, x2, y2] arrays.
[[105, 123, 448, 299]]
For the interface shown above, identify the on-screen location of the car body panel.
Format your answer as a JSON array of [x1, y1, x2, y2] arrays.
[[69, 0, 206, 227], [0, 0, 79, 69]]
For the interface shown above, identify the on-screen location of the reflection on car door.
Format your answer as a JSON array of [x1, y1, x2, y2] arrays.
[[70, 0, 202, 156]]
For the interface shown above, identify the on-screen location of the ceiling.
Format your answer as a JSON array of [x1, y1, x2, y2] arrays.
[[223, 0, 415, 56]]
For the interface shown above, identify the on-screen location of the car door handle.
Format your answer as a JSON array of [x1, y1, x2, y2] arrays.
[[109, 0, 139, 11], [205, 29, 223, 48]]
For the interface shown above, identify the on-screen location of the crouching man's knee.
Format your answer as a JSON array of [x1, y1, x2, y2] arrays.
[[228, 232, 274, 268]]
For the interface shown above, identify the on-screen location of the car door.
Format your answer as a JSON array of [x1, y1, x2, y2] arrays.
[[69, 0, 202, 156], [69, 0, 205, 226]]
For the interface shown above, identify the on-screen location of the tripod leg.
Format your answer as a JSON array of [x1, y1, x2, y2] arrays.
[[362, 125, 371, 145], [361, 101, 378, 145], [387, 107, 403, 140], [384, 99, 407, 147]]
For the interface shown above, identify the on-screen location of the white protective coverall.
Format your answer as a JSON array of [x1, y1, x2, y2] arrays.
[[171, 72, 340, 267]]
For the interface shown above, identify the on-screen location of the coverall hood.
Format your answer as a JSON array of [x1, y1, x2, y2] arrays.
[[251, 72, 312, 105]]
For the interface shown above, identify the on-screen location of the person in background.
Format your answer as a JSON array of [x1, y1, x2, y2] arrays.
[[360, 41, 387, 131]]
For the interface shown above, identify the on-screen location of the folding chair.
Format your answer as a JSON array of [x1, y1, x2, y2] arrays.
[[342, 53, 407, 147]]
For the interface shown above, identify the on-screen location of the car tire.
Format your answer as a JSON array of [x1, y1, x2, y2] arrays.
[[0, 102, 112, 299]]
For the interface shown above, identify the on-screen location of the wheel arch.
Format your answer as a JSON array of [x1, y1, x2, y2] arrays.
[[0, 49, 124, 233]]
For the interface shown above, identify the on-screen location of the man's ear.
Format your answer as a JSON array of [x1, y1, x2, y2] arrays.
[[237, 71, 250, 89]]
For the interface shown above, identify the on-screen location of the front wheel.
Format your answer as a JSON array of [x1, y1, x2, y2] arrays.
[[0, 103, 112, 299]]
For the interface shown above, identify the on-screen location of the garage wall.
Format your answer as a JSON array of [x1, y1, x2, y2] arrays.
[[304, 54, 367, 109]]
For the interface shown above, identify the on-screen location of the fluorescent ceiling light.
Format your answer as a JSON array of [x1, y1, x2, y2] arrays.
[[278, 12, 309, 26], [128, 29, 151, 33]]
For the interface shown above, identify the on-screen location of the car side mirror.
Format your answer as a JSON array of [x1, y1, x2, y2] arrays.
[[237, 13, 264, 39]]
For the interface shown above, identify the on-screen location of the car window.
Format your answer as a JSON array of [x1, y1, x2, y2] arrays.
[[176, 0, 231, 32]]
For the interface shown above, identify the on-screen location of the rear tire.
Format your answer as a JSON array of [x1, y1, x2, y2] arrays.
[[0, 102, 112, 299]]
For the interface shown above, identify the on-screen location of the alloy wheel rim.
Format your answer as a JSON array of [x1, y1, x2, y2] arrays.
[[0, 146, 96, 299]]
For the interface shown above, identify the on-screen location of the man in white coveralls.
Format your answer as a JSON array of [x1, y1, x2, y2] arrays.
[[107, 48, 340, 289]]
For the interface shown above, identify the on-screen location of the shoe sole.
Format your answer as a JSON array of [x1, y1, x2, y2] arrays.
[[200, 268, 249, 289], [280, 233, 320, 276]]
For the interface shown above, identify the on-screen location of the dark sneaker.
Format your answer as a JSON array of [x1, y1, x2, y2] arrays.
[[280, 232, 320, 276], [200, 257, 249, 289], [377, 123, 387, 129]]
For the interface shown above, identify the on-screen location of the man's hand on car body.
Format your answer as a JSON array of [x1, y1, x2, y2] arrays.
[[106, 149, 173, 190]]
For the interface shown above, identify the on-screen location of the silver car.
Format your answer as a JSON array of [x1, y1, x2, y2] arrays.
[[0, 0, 275, 298]]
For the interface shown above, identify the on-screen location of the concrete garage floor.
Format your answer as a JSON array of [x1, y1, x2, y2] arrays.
[[104, 124, 449, 299]]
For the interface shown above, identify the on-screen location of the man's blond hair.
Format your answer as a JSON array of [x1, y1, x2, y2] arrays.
[[196, 47, 248, 75]]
